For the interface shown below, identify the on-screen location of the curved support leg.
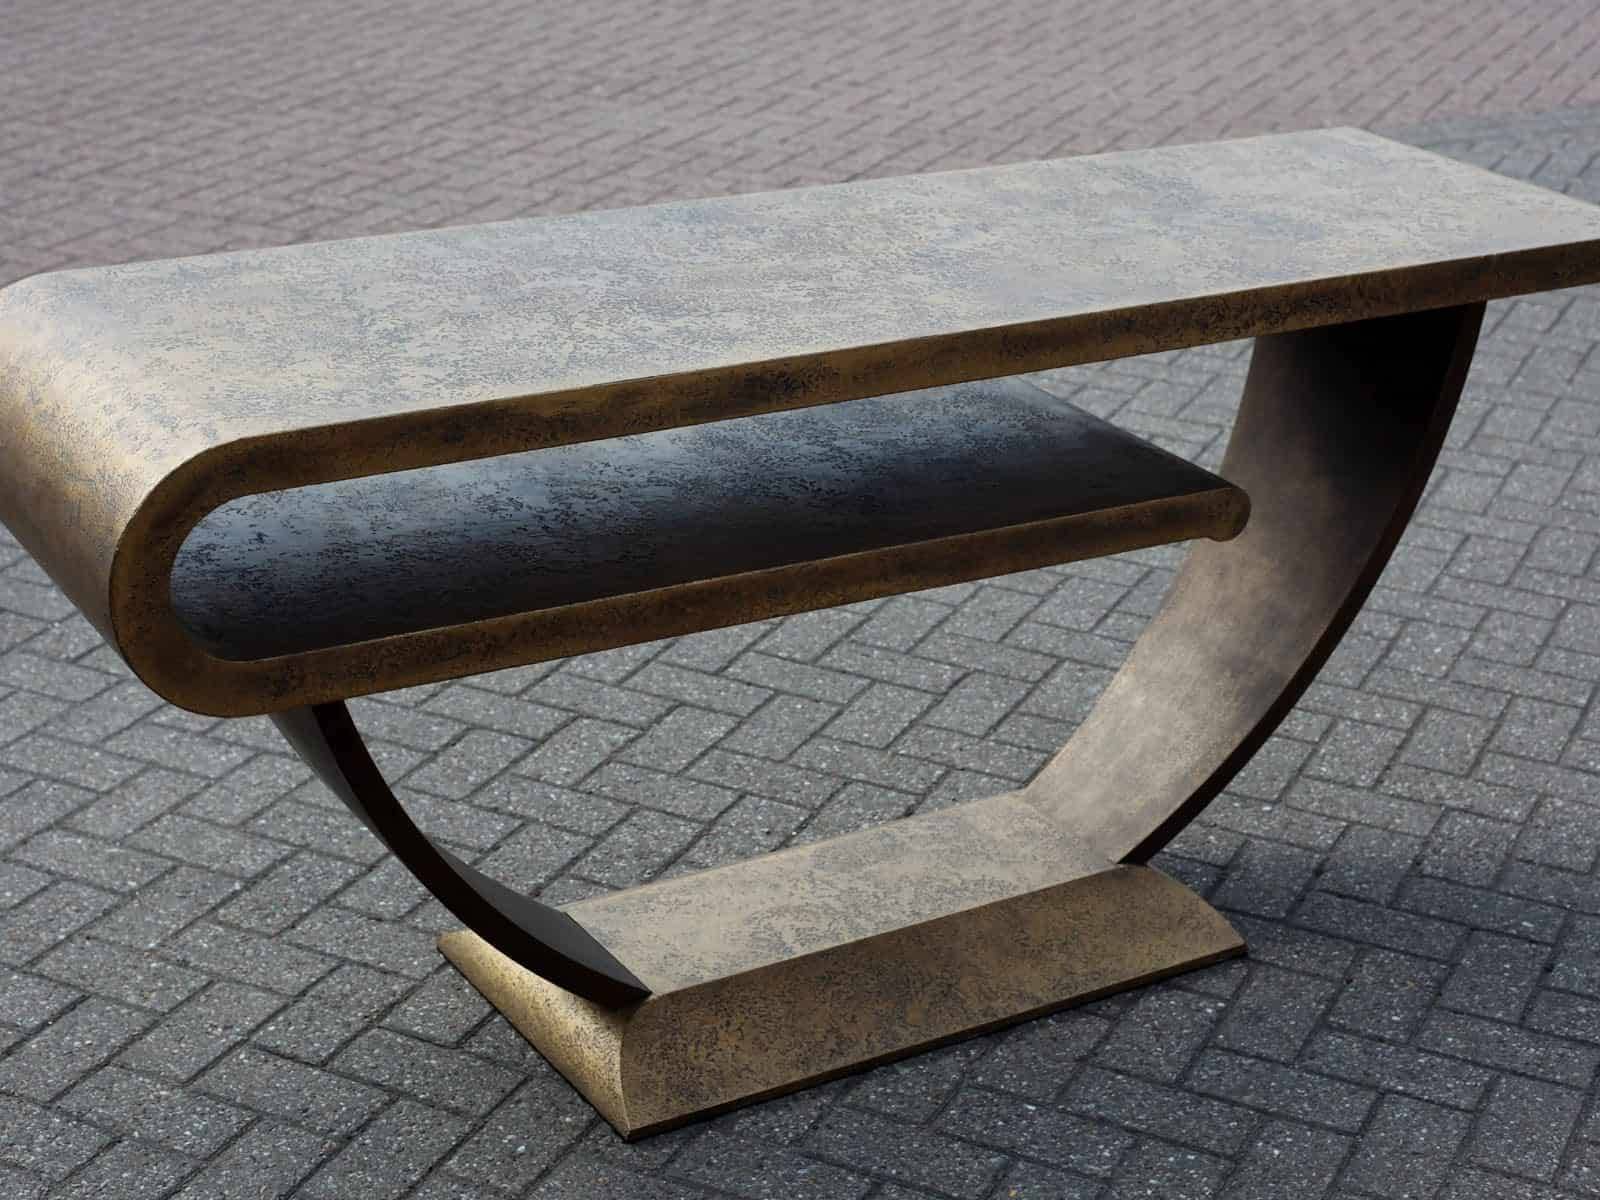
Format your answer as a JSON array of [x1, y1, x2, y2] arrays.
[[1026, 303, 1485, 862], [272, 702, 649, 1007]]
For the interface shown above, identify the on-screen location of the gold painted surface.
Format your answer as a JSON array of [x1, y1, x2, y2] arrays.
[[2, 128, 1598, 713], [439, 813, 1242, 1137]]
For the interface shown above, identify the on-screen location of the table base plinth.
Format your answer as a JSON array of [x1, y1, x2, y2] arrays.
[[438, 794, 1241, 1138]]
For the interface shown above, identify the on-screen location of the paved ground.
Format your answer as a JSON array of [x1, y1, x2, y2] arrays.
[[5, 2, 1600, 1198]]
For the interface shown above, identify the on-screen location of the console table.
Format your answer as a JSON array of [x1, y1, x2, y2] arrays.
[[3, 127, 1598, 1138]]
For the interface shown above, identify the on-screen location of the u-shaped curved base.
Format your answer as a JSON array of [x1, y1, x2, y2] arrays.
[[270, 303, 1484, 1027], [271, 703, 648, 1006]]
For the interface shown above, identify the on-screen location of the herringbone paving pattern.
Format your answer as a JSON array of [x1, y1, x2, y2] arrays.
[[6, 2, 1600, 1197], [5, 0, 1600, 277]]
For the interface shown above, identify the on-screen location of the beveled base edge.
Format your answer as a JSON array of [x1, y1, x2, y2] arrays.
[[439, 864, 1244, 1139]]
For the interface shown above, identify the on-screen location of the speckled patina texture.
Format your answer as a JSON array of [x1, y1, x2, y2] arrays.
[[2, 128, 1599, 713]]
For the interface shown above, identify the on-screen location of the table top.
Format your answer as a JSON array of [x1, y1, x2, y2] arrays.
[[2, 125, 1598, 712]]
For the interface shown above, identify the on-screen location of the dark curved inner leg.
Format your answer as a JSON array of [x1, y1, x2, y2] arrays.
[[1027, 303, 1486, 862], [272, 702, 649, 1007]]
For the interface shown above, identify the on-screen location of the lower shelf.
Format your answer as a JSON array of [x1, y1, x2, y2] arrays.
[[438, 792, 1244, 1138], [172, 377, 1245, 662]]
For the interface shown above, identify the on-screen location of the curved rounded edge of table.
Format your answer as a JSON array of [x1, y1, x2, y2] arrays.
[[0, 358, 1247, 719]]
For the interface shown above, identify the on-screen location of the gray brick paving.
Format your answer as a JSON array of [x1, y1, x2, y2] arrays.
[[7, 1, 1600, 1197]]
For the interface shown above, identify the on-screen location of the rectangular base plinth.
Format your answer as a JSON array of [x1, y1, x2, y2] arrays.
[[438, 793, 1244, 1139]]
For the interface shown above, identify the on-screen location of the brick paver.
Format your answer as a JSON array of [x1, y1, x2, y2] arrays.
[[4, 1, 1600, 1198]]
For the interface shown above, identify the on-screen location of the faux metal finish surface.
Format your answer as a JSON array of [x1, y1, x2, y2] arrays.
[[172, 377, 1244, 661], [1028, 304, 1485, 862], [2, 128, 1597, 714], [438, 794, 1243, 1138]]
